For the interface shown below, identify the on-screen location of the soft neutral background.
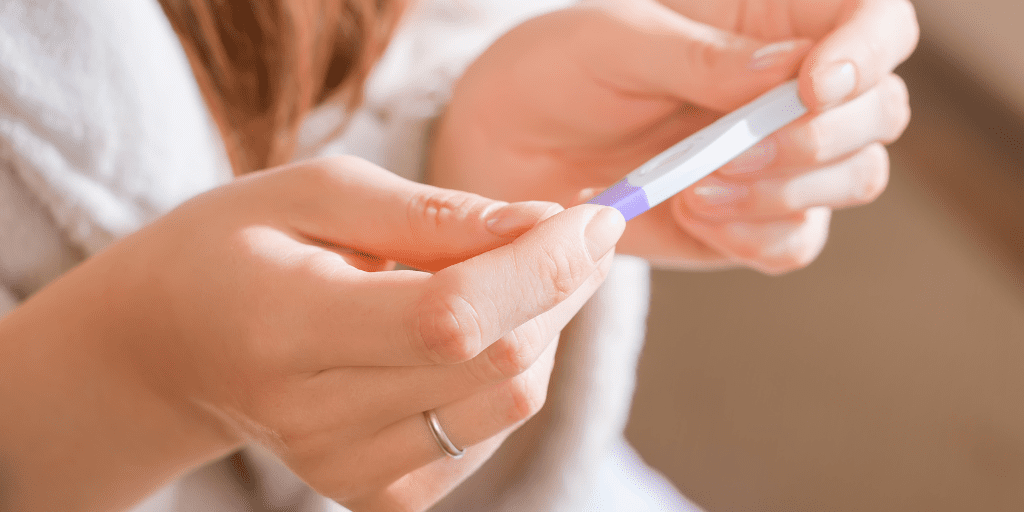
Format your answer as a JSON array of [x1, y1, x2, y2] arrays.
[[625, 1, 1024, 510]]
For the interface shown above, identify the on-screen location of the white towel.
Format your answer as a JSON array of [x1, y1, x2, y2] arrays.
[[0, 0, 231, 309]]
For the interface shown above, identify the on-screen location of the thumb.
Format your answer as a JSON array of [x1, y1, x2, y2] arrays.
[[281, 156, 563, 272], [582, 1, 811, 112]]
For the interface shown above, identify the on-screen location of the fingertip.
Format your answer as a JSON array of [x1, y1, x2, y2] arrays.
[[799, 0, 919, 110], [582, 205, 626, 261]]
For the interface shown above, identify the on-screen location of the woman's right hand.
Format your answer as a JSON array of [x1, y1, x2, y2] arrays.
[[0, 156, 624, 512]]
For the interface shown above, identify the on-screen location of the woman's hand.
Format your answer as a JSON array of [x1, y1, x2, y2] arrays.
[[429, 0, 918, 273], [0, 156, 624, 511]]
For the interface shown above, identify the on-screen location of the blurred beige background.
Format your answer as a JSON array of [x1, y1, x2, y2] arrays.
[[625, 1, 1024, 510], [913, 0, 1024, 117]]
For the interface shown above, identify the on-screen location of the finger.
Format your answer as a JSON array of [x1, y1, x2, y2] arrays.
[[295, 204, 622, 368], [683, 143, 889, 221], [408, 204, 624, 364], [799, 0, 919, 107], [369, 337, 558, 487], [578, 1, 812, 112], [371, 251, 612, 417], [298, 251, 615, 420], [717, 73, 910, 176], [276, 155, 563, 272], [297, 338, 559, 503], [674, 204, 833, 275]]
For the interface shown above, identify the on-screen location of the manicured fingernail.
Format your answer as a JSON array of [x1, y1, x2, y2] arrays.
[[584, 207, 626, 261], [815, 61, 857, 105], [692, 178, 748, 206], [485, 203, 537, 237], [749, 40, 803, 70], [720, 140, 776, 175]]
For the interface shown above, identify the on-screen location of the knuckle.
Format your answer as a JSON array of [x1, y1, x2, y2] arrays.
[[881, 75, 912, 143], [485, 328, 540, 381], [530, 244, 586, 307], [416, 291, 481, 363], [854, 144, 891, 203], [406, 188, 477, 232], [500, 372, 548, 424]]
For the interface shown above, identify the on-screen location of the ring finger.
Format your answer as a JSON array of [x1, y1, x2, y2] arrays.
[[303, 336, 560, 501], [674, 204, 833, 275], [681, 142, 889, 221]]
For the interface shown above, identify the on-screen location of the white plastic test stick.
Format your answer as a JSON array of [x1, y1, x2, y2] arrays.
[[587, 80, 807, 220]]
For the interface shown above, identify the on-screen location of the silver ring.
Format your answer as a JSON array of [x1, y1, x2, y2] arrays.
[[423, 409, 464, 459]]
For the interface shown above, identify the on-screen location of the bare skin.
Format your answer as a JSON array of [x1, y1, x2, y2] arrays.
[[0, 157, 624, 512], [430, 0, 918, 274], [0, 0, 920, 509]]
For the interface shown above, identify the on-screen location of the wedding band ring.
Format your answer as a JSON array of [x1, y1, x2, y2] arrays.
[[423, 409, 464, 459]]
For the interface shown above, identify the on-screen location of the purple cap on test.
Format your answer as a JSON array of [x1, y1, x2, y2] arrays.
[[587, 179, 650, 221], [584, 80, 808, 224]]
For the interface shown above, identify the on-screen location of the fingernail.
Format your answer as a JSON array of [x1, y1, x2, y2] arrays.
[[815, 61, 857, 105], [485, 203, 537, 237], [584, 207, 626, 261], [749, 40, 803, 70], [691, 178, 748, 206], [719, 140, 776, 175]]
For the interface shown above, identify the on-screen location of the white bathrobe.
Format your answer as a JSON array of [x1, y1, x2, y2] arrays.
[[0, 0, 699, 510]]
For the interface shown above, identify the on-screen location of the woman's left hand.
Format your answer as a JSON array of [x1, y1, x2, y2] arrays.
[[429, 0, 918, 273]]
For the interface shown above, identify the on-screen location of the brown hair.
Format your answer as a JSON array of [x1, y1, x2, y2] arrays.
[[157, 0, 402, 175]]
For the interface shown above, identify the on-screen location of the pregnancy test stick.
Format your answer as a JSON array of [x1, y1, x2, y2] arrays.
[[587, 80, 807, 221]]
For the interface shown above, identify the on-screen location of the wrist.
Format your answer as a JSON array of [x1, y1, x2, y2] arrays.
[[0, 238, 237, 512]]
